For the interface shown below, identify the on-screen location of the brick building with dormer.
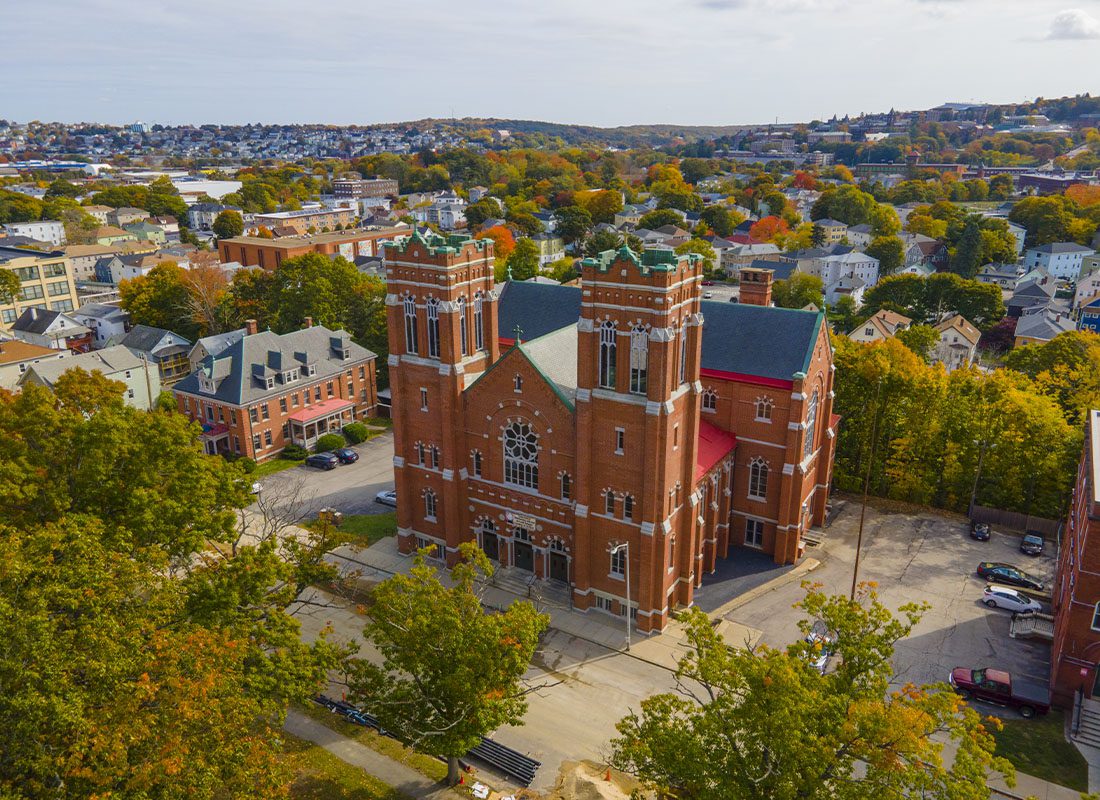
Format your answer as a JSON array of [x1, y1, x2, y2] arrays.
[[386, 232, 837, 633]]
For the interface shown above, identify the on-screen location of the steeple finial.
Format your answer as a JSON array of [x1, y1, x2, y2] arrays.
[[513, 323, 523, 344]]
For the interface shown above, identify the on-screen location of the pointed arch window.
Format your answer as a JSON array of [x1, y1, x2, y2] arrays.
[[503, 420, 539, 489], [748, 457, 769, 500], [624, 494, 635, 521], [424, 490, 437, 521], [679, 323, 688, 384], [605, 491, 616, 515], [457, 296, 468, 357], [473, 291, 485, 351], [403, 295, 418, 354], [702, 388, 717, 412], [804, 390, 819, 459], [755, 397, 774, 422], [629, 325, 648, 395], [426, 296, 440, 359], [560, 473, 571, 501], [599, 320, 617, 389]]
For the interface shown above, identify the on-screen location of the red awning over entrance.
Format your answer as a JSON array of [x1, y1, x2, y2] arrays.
[[287, 398, 353, 423], [696, 419, 737, 481]]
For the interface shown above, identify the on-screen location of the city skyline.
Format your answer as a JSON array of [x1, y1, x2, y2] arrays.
[[4, 0, 1100, 128]]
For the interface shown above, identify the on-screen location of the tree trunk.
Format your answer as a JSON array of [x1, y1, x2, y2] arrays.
[[446, 755, 462, 786]]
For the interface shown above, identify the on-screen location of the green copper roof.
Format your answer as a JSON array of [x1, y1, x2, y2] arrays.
[[387, 229, 492, 256], [580, 245, 701, 275]]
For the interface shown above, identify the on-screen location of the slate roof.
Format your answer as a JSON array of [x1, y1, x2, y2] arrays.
[[73, 303, 130, 324], [173, 325, 376, 406], [743, 259, 798, 281], [113, 324, 191, 355], [1028, 242, 1094, 255], [194, 328, 246, 359], [12, 308, 88, 337], [22, 345, 143, 387], [1015, 312, 1075, 342], [494, 281, 825, 383]]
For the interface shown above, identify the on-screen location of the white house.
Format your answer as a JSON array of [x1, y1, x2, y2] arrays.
[[70, 303, 131, 348], [1022, 243, 1094, 280], [932, 315, 981, 372], [848, 310, 912, 343], [846, 224, 874, 249], [19, 344, 161, 410], [3, 220, 65, 246]]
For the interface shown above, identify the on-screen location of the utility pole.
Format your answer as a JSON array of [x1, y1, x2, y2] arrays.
[[851, 378, 882, 601]]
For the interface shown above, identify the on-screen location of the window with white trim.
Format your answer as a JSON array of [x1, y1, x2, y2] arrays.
[[415, 442, 425, 465], [755, 397, 773, 422], [611, 548, 626, 577], [745, 518, 764, 547], [426, 296, 440, 358], [599, 320, 617, 389], [431, 446, 440, 469], [420, 388, 428, 411], [702, 389, 717, 412], [615, 428, 625, 454], [679, 323, 688, 384], [458, 296, 468, 356], [403, 295, 418, 354], [471, 450, 482, 477], [424, 490, 437, 521], [803, 389, 819, 458], [748, 458, 769, 500], [503, 420, 539, 489], [474, 291, 485, 351], [560, 473, 571, 500], [624, 494, 634, 521], [629, 325, 648, 395], [605, 492, 615, 515]]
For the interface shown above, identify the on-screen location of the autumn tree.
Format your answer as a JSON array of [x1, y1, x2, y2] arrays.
[[1004, 330, 1100, 427], [896, 323, 941, 362], [118, 261, 198, 338], [749, 215, 789, 243], [0, 269, 20, 305], [212, 208, 244, 239], [772, 273, 824, 309], [675, 238, 717, 275], [612, 586, 1012, 800], [700, 204, 742, 238], [576, 189, 623, 225], [477, 224, 516, 262], [348, 545, 548, 785]]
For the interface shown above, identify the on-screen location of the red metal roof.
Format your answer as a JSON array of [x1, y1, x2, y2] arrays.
[[696, 418, 737, 481], [287, 397, 353, 423]]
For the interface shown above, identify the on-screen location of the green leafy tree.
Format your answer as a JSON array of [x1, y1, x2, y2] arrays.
[[675, 238, 717, 275], [585, 229, 623, 257], [348, 544, 549, 785], [1004, 330, 1100, 426], [464, 198, 500, 229], [553, 205, 592, 246], [772, 273, 824, 309], [810, 223, 826, 247], [988, 174, 1014, 200], [637, 208, 684, 231], [700, 205, 741, 238], [505, 237, 541, 280], [578, 189, 624, 225], [612, 587, 1012, 800], [118, 261, 198, 338], [951, 219, 983, 278], [865, 235, 905, 276], [212, 209, 244, 239], [0, 269, 20, 305], [828, 295, 860, 334], [897, 324, 941, 362]]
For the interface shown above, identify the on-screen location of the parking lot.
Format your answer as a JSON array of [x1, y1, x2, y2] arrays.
[[728, 498, 1057, 695]]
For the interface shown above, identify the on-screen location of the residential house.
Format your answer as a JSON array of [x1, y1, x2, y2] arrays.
[[93, 226, 138, 246], [0, 338, 65, 391], [1079, 296, 1100, 334], [3, 220, 65, 246], [172, 321, 378, 459], [846, 223, 874, 248], [613, 204, 647, 227], [106, 207, 149, 227], [1049, 410, 1100, 707], [1014, 310, 1076, 347], [63, 243, 123, 282], [1075, 272, 1100, 310], [188, 328, 247, 373], [123, 220, 167, 245], [71, 302, 132, 348], [1023, 243, 1095, 280], [784, 247, 880, 303], [977, 263, 1024, 290], [253, 206, 357, 235], [188, 202, 242, 232], [10, 307, 94, 352], [1081, 253, 1100, 280], [721, 243, 782, 273], [467, 186, 489, 203], [529, 233, 566, 267], [828, 276, 866, 306], [19, 344, 161, 410], [900, 233, 949, 272], [813, 218, 848, 244], [932, 315, 981, 371], [82, 205, 113, 225], [0, 245, 80, 326], [848, 310, 912, 343], [110, 325, 192, 386], [1007, 277, 1057, 318]]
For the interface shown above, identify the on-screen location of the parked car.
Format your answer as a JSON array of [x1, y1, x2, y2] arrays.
[[250, 481, 263, 495], [1020, 535, 1045, 556], [949, 667, 1050, 718], [702, 280, 715, 286], [375, 489, 398, 508], [334, 447, 359, 464], [803, 621, 836, 674], [703, 291, 714, 299], [976, 562, 1044, 592], [982, 585, 1043, 614], [305, 452, 339, 470], [969, 521, 991, 541]]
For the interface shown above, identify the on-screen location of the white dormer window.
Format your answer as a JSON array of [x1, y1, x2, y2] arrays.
[[308, 364, 316, 377], [282, 370, 294, 383], [343, 347, 351, 360], [265, 376, 275, 389]]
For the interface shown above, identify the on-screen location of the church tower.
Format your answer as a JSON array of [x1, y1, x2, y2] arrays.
[[572, 246, 706, 633], [384, 231, 498, 562]]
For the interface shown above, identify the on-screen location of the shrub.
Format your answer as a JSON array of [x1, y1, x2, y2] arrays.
[[280, 444, 309, 460], [343, 422, 369, 444], [315, 433, 346, 453], [238, 457, 257, 474]]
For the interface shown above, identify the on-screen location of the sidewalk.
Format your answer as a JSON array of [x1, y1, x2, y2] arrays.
[[286, 708, 465, 800], [328, 538, 819, 672]]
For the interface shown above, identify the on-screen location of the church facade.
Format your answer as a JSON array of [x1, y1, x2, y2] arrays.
[[385, 231, 837, 633]]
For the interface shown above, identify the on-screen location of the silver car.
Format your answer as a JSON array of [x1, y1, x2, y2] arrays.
[[982, 585, 1042, 614]]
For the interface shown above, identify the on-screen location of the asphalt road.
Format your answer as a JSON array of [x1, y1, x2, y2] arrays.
[[260, 432, 396, 517]]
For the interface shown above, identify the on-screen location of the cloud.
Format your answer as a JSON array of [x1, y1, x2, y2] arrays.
[[1047, 9, 1100, 39]]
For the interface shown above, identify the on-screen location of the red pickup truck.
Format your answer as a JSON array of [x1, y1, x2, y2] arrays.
[[949, 667, 1050, 718]]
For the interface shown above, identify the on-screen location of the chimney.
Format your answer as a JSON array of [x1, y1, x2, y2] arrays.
[[245, 318, 258, 336], [739, 267, 774, 307], [303, 316, 314, 329]]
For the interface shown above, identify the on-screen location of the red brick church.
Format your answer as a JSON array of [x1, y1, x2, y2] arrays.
[[385, 231, 837, 633]]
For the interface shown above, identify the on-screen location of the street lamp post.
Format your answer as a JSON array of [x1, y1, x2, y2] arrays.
[[611, 543, 631, 651]]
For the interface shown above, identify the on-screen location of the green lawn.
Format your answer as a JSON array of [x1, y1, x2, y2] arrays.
[[284, 733, 411, 800], [295, 703, 448, 784], [308, 512, 397, 548], [365, 416, 393, 429], [991, 710, 1088, 792], [253, 457, 304, 478]]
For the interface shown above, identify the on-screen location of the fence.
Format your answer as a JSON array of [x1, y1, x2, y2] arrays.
[[970, 505, 1062, 538]]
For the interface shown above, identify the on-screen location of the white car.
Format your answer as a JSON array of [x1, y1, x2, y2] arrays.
[[982, 585, 1042, 614], [250, 481, 263, 495], [374, 489, 397, 508]]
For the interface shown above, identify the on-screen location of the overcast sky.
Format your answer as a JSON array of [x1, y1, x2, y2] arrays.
[[3, 0, 1099, 127]]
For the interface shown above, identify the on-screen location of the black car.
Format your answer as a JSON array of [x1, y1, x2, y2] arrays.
[[976, 562, 1044, 592], [970, 521, 991, 541], [1020, 535, 1045, 556], [305, 452, 339, 470], [334, 447, 359, 464]]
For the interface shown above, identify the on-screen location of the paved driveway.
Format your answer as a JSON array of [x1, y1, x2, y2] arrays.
[[259, 432, 396, 516], [727, 500, 1057, 695]]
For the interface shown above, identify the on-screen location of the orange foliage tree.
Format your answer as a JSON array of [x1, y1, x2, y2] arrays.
[[478, 225, 516, 261], [1067, 184, 1100, 208], [749, 216, 790, 243]]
